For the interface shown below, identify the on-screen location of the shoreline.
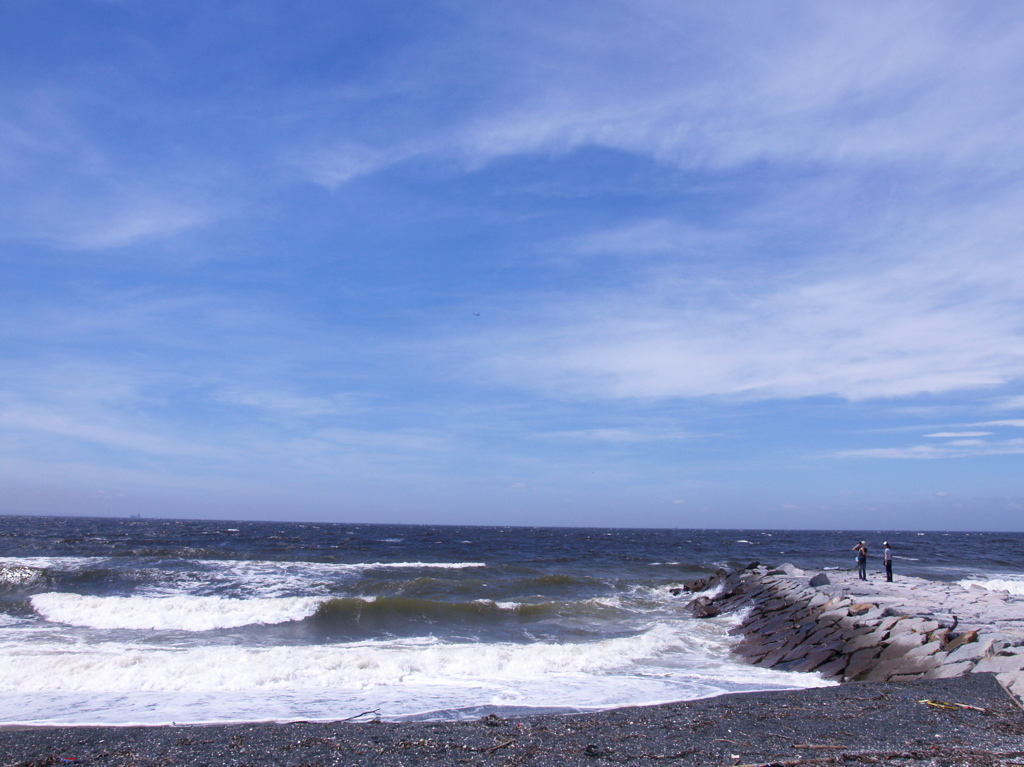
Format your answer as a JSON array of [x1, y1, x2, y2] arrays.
[[2, 675, 1021, 766], [4, 565, 1024, 764]]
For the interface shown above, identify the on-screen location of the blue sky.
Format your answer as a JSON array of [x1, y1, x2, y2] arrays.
[[2, 1, 1023, 530]]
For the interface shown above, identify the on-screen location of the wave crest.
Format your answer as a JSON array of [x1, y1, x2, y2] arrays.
[[959, 578, 1024, 596], [30, 593, 322, 631]]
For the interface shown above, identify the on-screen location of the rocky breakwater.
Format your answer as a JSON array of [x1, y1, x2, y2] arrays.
[[680, 563, 1024, 701]]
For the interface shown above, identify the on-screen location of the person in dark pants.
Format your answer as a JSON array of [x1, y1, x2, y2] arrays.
[[853, 541, 868, 580], [883, 541, 893, 582]]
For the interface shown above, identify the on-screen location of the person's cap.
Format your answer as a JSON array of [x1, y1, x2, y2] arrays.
[[884, 541, 889, 546], [860, 540, 865, 544]]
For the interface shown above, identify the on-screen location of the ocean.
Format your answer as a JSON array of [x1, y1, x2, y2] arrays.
[[1, 516, 1022, 727]]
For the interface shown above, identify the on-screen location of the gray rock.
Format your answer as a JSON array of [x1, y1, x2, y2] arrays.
[[814, 656, 848, 679], [922, 661, 975, 679], [904, 641, 944, 659], [945, 635, 997, 664], [807, 592, 831, 609], [809, 573, 830, 588], [690, 596, 721, 618], [943, 630, 979, 655], [817, 608, 849, 623], [972, 654, 1024, 674], [866, 654, 942, 682], [997, 671, 1024, 692], [879, 631, 927, 661], [877, 616, 901, 633], [843, 647, 882, 681], [1009, 673, 1024, 699]]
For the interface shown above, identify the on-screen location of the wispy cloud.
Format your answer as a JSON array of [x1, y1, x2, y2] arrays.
[[540, 428, 690, 443], [837, 439, 1024, 460]]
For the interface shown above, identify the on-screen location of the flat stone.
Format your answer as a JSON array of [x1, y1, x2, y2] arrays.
[[943, 630, 979, 654], [922, 661, 975, 679], [888, 617, 934, 636], [905, 640, 944, 659], [791, 649, 836, 672], [807, 592, 830, 609], [755, 648, 789, 667], [866, 654, 941, 682], [973, 654, 1024, 674], [843, 647, 882, 681], [1010, 674, 1024, 699], [997, 671, 1023, 691], [945, 635, 995, 664], [879, 631, 927, 661], [877, 616, 901, 633], [805, 626, 839, 646], [889, 673, 925, 682], [818, 608, 849, 623], [814, 656, 848, 679], [854, 608, 886, 624], [848, 602, 876, 616], [846, 630, 887, 653]]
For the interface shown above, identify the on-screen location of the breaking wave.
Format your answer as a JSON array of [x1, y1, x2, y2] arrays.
[[0, 565, 47, 592], [959, 577, 1024, 596], [30, 593, 322, 631], [0, 623, 732, 693]]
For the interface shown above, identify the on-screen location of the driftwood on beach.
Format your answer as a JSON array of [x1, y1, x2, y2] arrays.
[[681, 561, 1024, 701]]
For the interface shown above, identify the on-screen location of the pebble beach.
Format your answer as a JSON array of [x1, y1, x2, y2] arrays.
[[2, 675, 1022, 767]]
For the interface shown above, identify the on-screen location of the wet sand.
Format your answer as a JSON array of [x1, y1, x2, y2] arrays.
[[3, 674, 1022, 767]]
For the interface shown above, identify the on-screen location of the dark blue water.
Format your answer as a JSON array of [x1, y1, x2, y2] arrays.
[[1, 516, 1021, 726]]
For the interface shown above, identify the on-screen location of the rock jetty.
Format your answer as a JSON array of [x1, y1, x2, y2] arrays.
[[682, 562, 1024, 701]]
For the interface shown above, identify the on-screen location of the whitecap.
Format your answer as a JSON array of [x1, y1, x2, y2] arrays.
[[30, 593, 322, 631], [958, 578, 1024, 597]]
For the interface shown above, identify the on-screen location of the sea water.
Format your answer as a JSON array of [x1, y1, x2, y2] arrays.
[[0, 517, 1021, 726]]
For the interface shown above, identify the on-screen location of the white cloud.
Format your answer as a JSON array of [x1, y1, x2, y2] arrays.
[[334, 3, 1024, 182], [925, 432, 992, 438], [541, 428, 690, 442], [475, 204, 1024, 401], [837, 439, 1024, 460]]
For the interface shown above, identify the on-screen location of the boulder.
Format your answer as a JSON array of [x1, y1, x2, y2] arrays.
[[689, 596, 721, 619], [809, 573, 830, 588]]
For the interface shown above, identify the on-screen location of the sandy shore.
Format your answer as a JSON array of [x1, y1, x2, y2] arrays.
[[3, 674, 1022, 767]]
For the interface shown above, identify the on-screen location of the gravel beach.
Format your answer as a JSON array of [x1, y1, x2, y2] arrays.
[[3, 674, 1022, 767]]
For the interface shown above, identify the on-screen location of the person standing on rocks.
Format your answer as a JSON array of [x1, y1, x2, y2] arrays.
[[883, 541, 893, 582], [853, 541, 868, 580]]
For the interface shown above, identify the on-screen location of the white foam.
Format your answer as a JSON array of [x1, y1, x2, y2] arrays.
[[959, 578, 1024, 596], [0, 556, 107, 571], [30, 593, 323, 631], [0, 621, 829, 694], [145, 559, 487, 599], [0, 617, 834, 725]]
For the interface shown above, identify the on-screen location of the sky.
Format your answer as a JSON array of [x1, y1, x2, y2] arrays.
[[2, 1, 1024, 530]]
